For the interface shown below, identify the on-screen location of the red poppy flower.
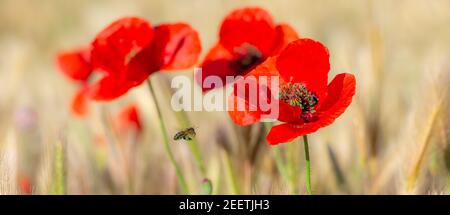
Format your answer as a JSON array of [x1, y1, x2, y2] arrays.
[[19, 175, 32, 194], [57, 17, 201, 113], [88, 18, 201, 101], [228, 38, 356, 145], [115, 103, 143, 135], [198, 7, 299, 91]]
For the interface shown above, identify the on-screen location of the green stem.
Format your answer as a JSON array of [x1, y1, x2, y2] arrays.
[[303, 135, 312, 195], [146, 78, 189, 194], [174, 111, 206, 176], [188, 137, 206, 175]]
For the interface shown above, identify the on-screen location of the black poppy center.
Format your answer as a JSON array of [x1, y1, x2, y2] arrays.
[[231, 43, 263, 73], [279, 82, 319, 122]]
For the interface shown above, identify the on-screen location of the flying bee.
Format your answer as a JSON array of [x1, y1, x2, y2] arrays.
[[173, 127, 197, 141]]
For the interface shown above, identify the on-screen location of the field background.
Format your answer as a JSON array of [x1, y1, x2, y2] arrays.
[[0, 0, 449, 194]]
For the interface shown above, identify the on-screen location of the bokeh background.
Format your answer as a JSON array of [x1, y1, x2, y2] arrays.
[[0, 0, 449, 194]]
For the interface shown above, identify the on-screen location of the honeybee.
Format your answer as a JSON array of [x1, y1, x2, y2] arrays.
[[173, 127, 196, 141]]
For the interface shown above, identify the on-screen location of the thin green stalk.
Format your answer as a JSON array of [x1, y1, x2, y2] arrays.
[[303, 135, 312, 195], [174, 110, 206, 176], [159, 75, 206, 177], [146, 79, 189, 194], [187, 136, 206, 176]]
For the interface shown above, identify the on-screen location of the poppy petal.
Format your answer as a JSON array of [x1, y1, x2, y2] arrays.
[[125, 23, 201, 87], [56, 47, 92, 82], [242, 56, 280, 78], [233, 56, 282, 97], [124, 47, 156, 85], [317, 73, 356, 121], [91, 17, 154, 76], [219, 7, 277, 56], [88, 76, 134, 101], [266, 123, 320, 145], [19, 176, 32, 194], [276, 39, 330, 100], [228, 57, 281, 125], [197, 43, 236, 91], [237, 57, 291, 123], [71, 86, 89, 117], [227, 95, 262, 126], [277, 100, 303, 123], [151, 23, 201, 71], [271, 23, 300, 55]]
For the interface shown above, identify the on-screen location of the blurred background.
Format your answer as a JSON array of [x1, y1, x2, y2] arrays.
[[0, 0, 449, 194]]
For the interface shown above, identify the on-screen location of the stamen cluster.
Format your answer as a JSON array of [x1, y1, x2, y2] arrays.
[[279, 82, 318, 114]]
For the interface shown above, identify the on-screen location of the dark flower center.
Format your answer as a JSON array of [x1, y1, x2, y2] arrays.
[[279, 82, 319, 122], [231, 43, 263, 73]]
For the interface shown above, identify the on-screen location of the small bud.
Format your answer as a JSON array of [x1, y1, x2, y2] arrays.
[[201, 178, 213, 195]]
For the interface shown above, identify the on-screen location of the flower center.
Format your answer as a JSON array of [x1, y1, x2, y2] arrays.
[[279, 82, 319, 122], [232, 43, 263, 73]]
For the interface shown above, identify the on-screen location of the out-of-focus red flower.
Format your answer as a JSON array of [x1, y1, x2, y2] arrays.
[[56, 17, 201, 115], [115, 104, 143, 136], [197, 7, 299, 91], [19, 176, 32, 194], [88, 18, 201, 101], [228, 38, 356, 145]]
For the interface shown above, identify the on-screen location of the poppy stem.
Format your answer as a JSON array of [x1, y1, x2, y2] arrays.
[[302, 135, 312, 194], [146, 78, 189, 194], [173, 110, 207, 176]]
